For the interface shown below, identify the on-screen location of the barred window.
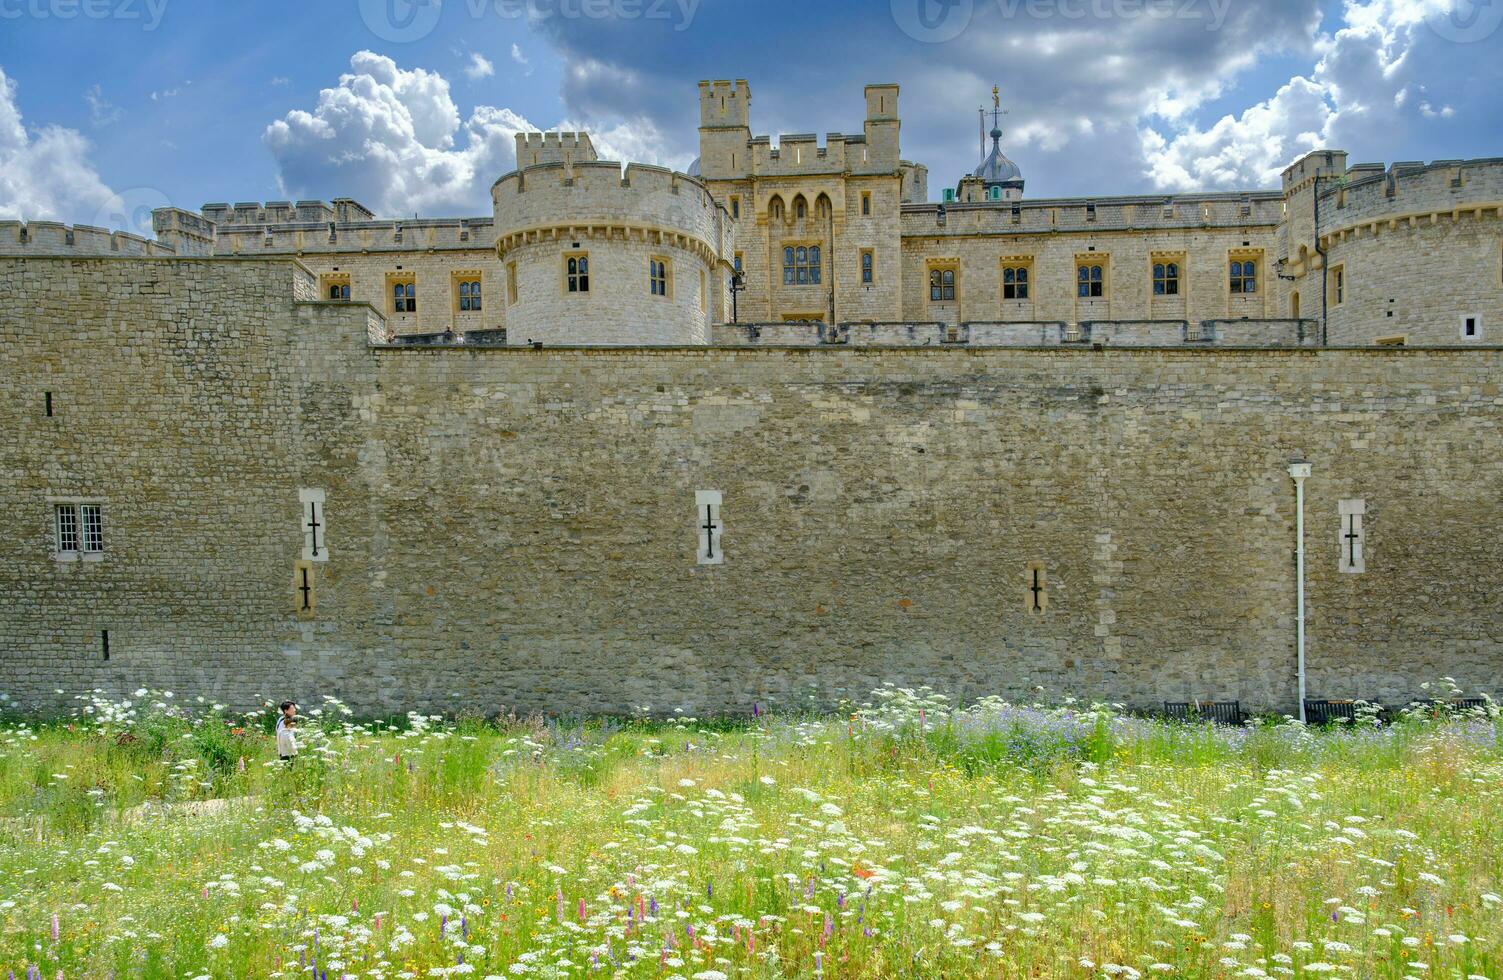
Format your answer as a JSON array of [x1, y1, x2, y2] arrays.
[[1230, 259, 1257, 294], [567, 255, 590, 293], [783, 246, 821, 285], [55, 504, 78, 553], [54, 503, 103, 557], [81, 504, 102, 553], [1077, 264, 1104, 298], [1003, 265, 1029, 300], [860, 250, 873, 284], [929, 268, 956, 302], [458, 280, 482, 311], [1153, 262, 1179, 296]]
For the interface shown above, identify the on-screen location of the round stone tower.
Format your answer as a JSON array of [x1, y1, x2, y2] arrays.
[[493, 134, 733, 345]]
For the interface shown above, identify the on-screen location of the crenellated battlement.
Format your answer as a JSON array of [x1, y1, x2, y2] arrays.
[[0, 220, 176, 256], [1317, 156, 1503, 230], [514, 131, 598, 169], [899, 191, 1284, 237], [200, 199, 377, 227], [493, 159, 730, 259]]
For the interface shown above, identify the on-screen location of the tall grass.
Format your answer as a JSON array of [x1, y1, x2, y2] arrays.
[[0, 686, 1500, 978]]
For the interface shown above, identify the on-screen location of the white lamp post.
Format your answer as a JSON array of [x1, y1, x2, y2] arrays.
[[1288, 460, 1312, 722]]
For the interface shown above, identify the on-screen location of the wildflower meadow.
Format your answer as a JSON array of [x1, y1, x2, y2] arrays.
[[1, 685, 1502, 979]]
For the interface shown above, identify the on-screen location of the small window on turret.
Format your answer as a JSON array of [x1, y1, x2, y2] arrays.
[[566, 254, 590, 294], [649, 257, 671, 298]]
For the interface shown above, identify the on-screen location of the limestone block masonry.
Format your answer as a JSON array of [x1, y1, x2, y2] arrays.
[[4, 256, 1503, 718]]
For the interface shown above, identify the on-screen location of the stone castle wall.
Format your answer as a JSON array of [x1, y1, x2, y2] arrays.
[[4, 256, 1502, 717]]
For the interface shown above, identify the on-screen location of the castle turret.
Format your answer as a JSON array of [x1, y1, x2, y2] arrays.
[[697, 79, 751, 180], [152, 207, 217, 256], [861, 84, 901, 172]]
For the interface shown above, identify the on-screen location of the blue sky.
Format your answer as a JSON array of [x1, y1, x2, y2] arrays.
[[0, 0, 1498, 231]]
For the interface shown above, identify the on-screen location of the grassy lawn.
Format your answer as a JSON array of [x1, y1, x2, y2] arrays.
[[1, 687, 1501, 979]]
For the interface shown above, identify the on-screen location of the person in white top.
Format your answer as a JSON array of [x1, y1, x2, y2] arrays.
[[275, 701, 299, 762]]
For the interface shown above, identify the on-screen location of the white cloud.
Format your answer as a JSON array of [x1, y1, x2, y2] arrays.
[[263, 52, 682, 217], [1139, 0, 1488, 190], [464, 52, 494, 80], [85, 84, 120, 126], [1139, 76, 1334, 191], [511, 44, 532, 75], [0, 67, 117, 223]]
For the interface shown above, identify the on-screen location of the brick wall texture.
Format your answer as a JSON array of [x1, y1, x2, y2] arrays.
[[4, 256, 1502, 717]]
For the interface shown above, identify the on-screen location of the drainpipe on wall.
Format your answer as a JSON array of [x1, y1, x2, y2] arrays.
[[1288, 459, 1312, 722]]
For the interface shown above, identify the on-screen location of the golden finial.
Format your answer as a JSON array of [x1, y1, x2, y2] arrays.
[[992, 85, 1000, 109]]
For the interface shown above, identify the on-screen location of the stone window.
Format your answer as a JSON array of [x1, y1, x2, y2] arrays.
[[1330, 264, 1345, 306], [299, 488, 329, 563], [768, 196, 784, 221], [783, 245, 821, 285], [1077, 264, 1105, 298], [729, 196, 740, 219], [649, 257, 671, 297], [53, 501, 103, 561], [322, 273, 351, 300], [929, 267, 957, 302], [699, 270, 707, 312], [1338, 499, 1366, 574], [1003, 263, 1030, 300], [696, 490, 724, 566], [795, 196, 807, 220], [389, 275, 417, 313], [733, 253, 743, 275], [860, 249, 874, 285], [506, 262, 518, 304], [1153, 262, 1180, 296], [566, 253, 590, 294], [1230, 259, 1257, 294], [456, 277, 483, 312], [1461, 314, 1481, 340], [861, 192, 871, 216]]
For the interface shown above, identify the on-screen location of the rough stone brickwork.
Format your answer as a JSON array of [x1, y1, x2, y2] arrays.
[[4, 255, 1502, 717]]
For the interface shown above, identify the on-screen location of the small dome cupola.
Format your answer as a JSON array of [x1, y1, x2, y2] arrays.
[[975, 86, 1023, 191]]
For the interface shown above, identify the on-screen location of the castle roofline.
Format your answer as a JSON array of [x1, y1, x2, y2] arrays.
[[903, 189, 1284, 211]]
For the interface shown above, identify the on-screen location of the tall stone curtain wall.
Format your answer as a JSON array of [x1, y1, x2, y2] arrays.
[[3, 256, 1501, 716]]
